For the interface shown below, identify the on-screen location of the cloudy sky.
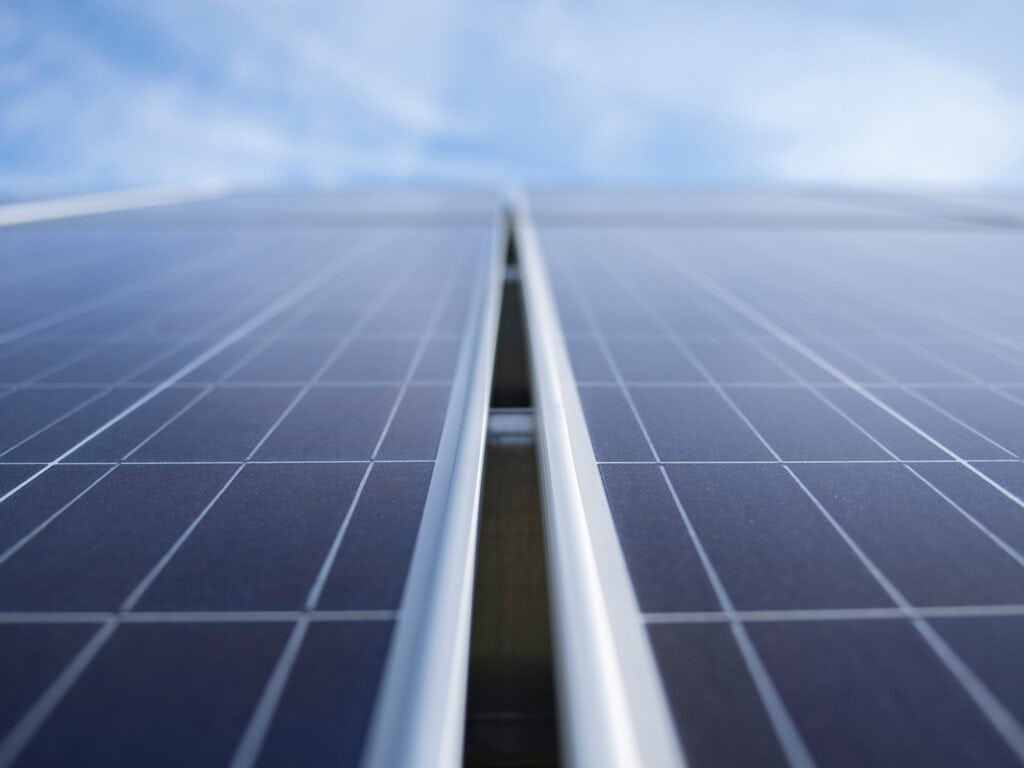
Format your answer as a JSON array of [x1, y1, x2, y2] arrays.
[[3, 0, 1024, 193]]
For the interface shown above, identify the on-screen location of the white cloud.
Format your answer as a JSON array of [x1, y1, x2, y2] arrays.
[[2, 0, 1023, 189], [734, 24, 1024, 184], [0, 0, 478, 189], [509, 1, 1024, 185]]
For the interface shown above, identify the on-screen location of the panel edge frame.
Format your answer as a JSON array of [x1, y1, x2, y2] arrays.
[[0, 183, 231, 227], [361, 207, 507, 768], [514, 198, 685, 768]]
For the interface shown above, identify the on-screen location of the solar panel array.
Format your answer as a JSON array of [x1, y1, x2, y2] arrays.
[[523, 192, 1024, 767], [0, 192, 501, 768], [6, 188, 1024, 768]]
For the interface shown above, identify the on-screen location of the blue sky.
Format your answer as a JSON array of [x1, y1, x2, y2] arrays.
[[3, 0, 1024, 194]]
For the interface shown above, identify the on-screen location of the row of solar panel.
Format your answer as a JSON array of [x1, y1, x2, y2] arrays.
[[0, 193, 501, 768], [2, 189, 1024, 768], [519, 192, 1024, 768]]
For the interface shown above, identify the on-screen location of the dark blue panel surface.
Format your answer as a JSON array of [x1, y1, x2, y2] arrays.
[[566, 339, 614, 381], [377, 385, 451, 460], [687, 339, 794, 382], [969, 460, 1024, 500], [0, 389, 98, 452], [324, 340, 418, 381], [577, 386, 654, 461], [15, 623, 290, 768], [0, 464, 112, 552], [0, 342, 95, 383], [66, 386, 206, 461], [0, 625, 94, 743], [601, 463, 717, 613], [0, 192, 496, 768], [819, 387, 948, 460], [0, 465, 39, 497], [412, 338, 461, 381], [794, 462, 1024, 606], [253, 387, 399, 461], [138, 463, 367, 611], [318, 462, 432, 610], [666, 464, 891, 610], [630, 386, 772, 461], [0, 465, 235, 610], [4, 388, 141, 462], [648, 623, 788, 767], [229, 338, 338, 382], [870, 387, 1018, 460], [536, 196, 1024, 767], [725, 387, 888, 460], [255, 622, 394, 768], [607, 339, 703, 382], [934, 616, 1024, 723], [130, 387, 298, 461], [751, 620, 1020, 767]]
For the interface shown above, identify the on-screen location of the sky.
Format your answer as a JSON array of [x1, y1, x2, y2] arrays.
[[3, 0, 1024, 194]]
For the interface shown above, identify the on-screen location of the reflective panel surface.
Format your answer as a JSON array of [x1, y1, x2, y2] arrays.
[[0, 191, 500, 768], [532, 193, 1024, 767]]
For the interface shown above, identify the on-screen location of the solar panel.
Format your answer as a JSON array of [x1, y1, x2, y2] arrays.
[[517, 193, 1024, 767], [526, 190, 955, 229], [9, 187, 1024, 768], [0, 192, 503, 768]]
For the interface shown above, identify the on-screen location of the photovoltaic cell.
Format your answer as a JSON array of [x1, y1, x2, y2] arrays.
[[526, 193, 1024, 767], [12, 186, 1022, 767], [0, 191, 500, 768]]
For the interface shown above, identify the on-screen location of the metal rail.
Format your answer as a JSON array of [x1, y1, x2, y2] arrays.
[[515, 197, 684, 768], [362, 205, 507, 768]]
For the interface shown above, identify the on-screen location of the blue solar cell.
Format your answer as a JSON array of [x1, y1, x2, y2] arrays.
[[726, 387, 889, 460], [0, 193, 499, 768], [412, 338, 460, 381], [912, 462, 1024, 554], [566, 339, 615, 382], [577, 386, 654, 461], [323, 339, 418, 381], [0, 625, 95, 744], [795, 462, 1024, 606], [41, 341, 179, 383], [870, 386, 1018, 459], [0, 465, 111, 553], [919, 387, 1024, 456], [137, 464, 367, 611], [377, 385, 451, 460], [601, 463, 717, 613], [817, 387, 948, 460], [967, 460, 1024, 500], [255, 622, 394, 768], [750, 620, 1020, 767], [0, 465, 234, 610], [317, 462, 432, 610], [687, 339, 795, 382], [66, 386, 205, 462], [667, 464, 892, 610], [130, 387, 298, 461], [228, 338, 338, 383], [0, 341, 86, 383], [0, 464, 42, 497], [527, 195, 1024, 767], [934, 616, 1024, 724], [4, 388, 140, 462], [16, 623, 290, 768], [253, 387, 398, 461], [648, 622, 789, 767], [629, 386, 772, 461], [0, 389, 98, 452], [607, 339, 703, 382]]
